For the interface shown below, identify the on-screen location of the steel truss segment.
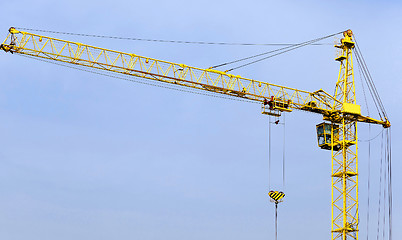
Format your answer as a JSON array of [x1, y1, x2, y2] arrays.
[[2, 29, 343, 113], [332, 32, 358, 240], [0, 30, 387, 124]]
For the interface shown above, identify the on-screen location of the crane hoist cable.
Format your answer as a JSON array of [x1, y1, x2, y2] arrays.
[[282, 114, 286, 189], [387, 129, 392, 240], [13, 27, 332, 46], [385, 128, 392, 240], [268, 115, 286, 191], [267, 114, 286, 240], [376, 132, 384, 240], [375, 129, 393, 240], [269, 116, 272, 190], [268, 191, 285, 240], [366, 123, 372, 240]]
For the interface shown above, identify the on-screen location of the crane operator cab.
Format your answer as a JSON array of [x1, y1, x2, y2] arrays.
[[316, 123, 341, 151]]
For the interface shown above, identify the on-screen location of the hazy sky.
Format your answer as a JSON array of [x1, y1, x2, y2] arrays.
[[0, 1, 400, 240]]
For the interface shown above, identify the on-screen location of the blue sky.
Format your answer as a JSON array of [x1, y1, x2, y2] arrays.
[[0, 1, 400, 240]]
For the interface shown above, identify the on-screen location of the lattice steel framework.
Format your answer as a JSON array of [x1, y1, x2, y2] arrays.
[[0, 28, 391, 240], [331, 30, 358, 240], [0, 28, 386, 126]]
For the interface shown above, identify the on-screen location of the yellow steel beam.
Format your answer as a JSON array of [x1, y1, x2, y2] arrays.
[[0, 27, 387, 127], [0, 28, 389, 127], [331, 30, 358, 240], [0, 29, 328, 109]]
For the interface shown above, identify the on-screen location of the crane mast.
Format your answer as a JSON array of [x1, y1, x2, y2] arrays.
[[0, 27, 390, 240], [331, 29, 358, 240]]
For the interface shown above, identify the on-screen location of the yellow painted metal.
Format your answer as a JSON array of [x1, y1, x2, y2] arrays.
[[0, 28, 391, 240], [268, 191, 285, 203], [342, 103, 361, 115], [0, 28, 338, 114], [330, 29, 358, 240], [0, 27, 386, 127], [0, 28, 389, 128]]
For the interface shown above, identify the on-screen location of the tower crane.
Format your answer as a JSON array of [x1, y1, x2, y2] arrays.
[[0, 27, 391, 240]]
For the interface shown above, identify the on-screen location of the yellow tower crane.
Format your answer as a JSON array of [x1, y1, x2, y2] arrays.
[[0, 27, 390, 240]]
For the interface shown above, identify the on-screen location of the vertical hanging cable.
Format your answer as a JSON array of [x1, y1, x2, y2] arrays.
[[383, 134, 387, 240], [382, 128, 392, 240], [367, 124, 371, 240], [387, 128, 392, 240], [275, 203, 278, 240], [379, 128, 392, 240], [376, 131, 384, 240], [269, 116, 272, 190], [385, 128, 392, 240], [282, 114, 286, 189]]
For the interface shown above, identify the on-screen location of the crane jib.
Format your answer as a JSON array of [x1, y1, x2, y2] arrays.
[[0, 27, 389, 128]]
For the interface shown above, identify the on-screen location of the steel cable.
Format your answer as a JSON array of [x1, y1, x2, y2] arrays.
[[282, 113, 286, 189], [353, 35, 388, 121], [14, 27, 332, 46], [367, 123, 371, 240], [376, 131, 384, 240], [269, 116, 272, 190], [213, 31, 344, 72]]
